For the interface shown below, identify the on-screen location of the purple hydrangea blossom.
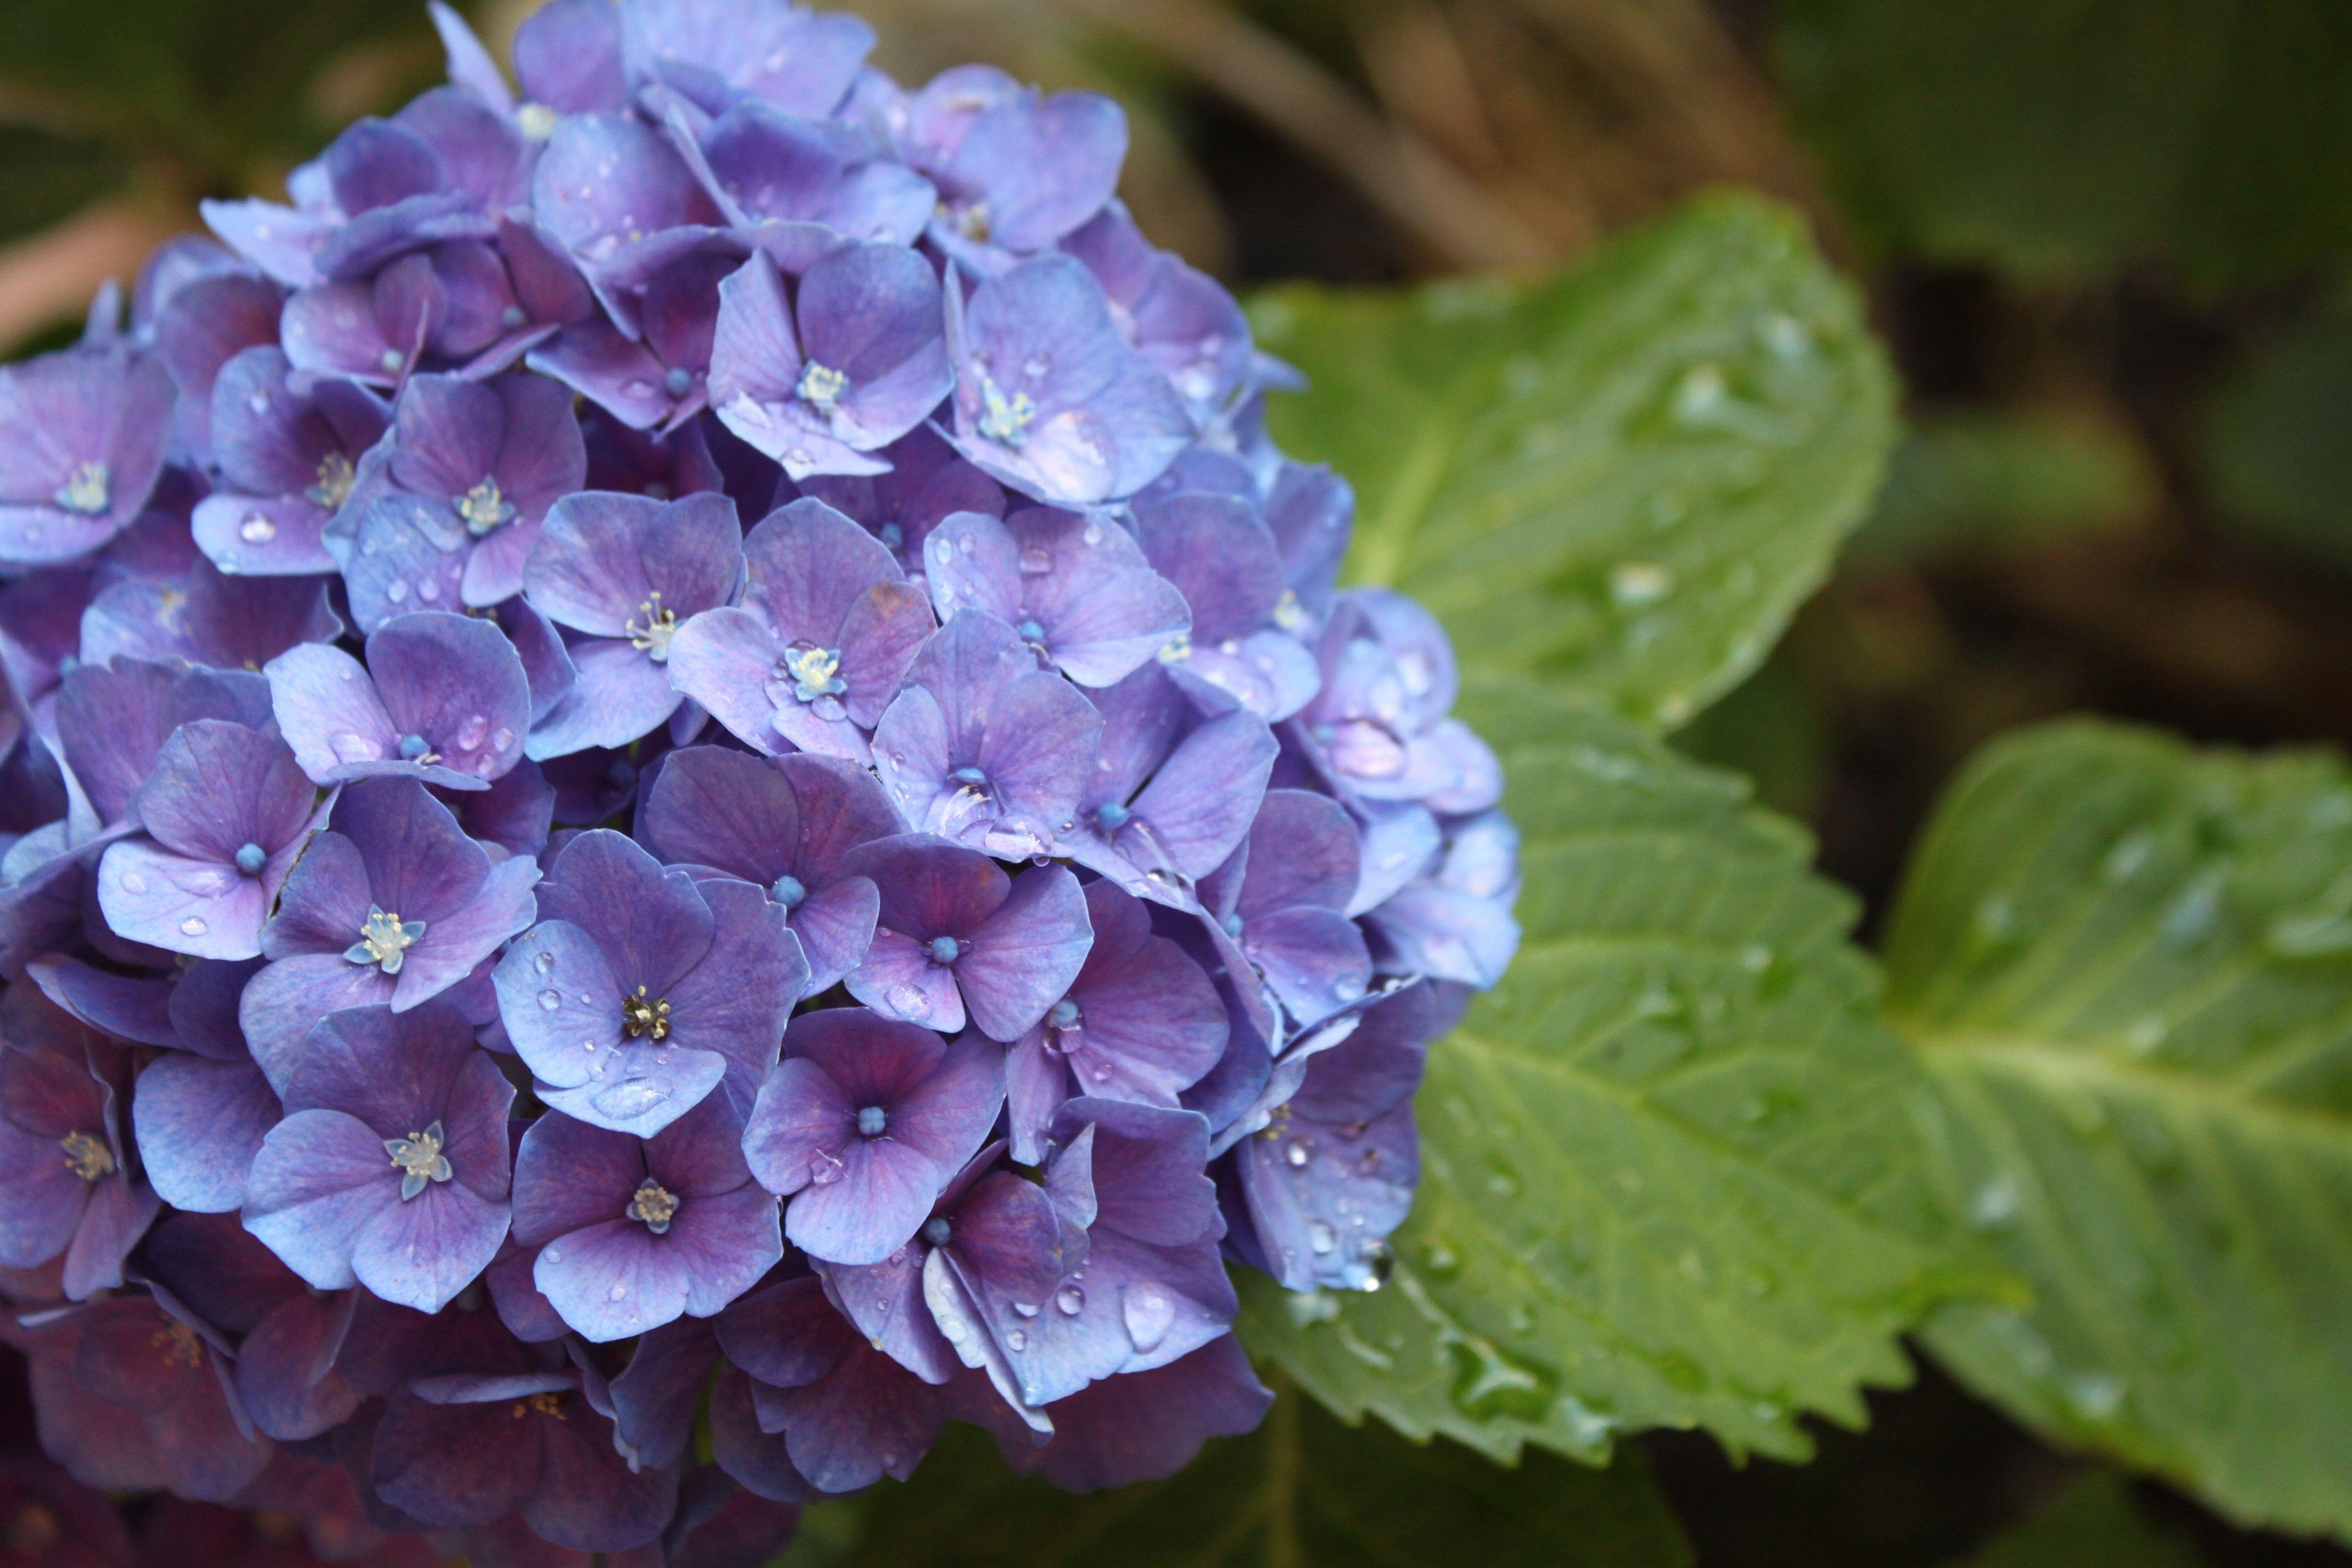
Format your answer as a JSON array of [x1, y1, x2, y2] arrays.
[[268, 609, 533, 790], [0, 0, 1525, 1541], [0, 347, 177, 567], [94, 721, 326, 962], [636, 743, 898, 991], [839, 834, 1091, 1039], [511, 1094, 781, 1340], [667, 496, 933, 762], [493, 829, 807, 1135], [943, 257, 1189, 505], [1005, 880, 1225, 1163], [189, 349, 386, 577], [0, 1036, 156, 1298], [871, 610, 1103, 855], [742, 1005, 1001, 1264], [521, 488, 744, 756], [241, 998, 513, 1312], [923, 507, 1189, 688], [708, 245, 951, 478], [236, 776, 539, 1085]]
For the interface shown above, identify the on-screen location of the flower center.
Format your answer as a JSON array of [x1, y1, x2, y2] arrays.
[[59, 1131, 113, 1182], [856, 1105, 888, 1136], [308, 451, 357, 510], [627, 1178, 679, 1234], [516, 102, 559, 141], [622, 985, 671, 1039], [1048, 998, 1081, 1031], [52, 462, 109, 516], [627, 593, 679, 662], [150, 1319, 203, 1368], [345, 907, 425, 975], [397, 733, 441, 764], [922, 1216, 952, 1247], [976, 376, 1035, 448], [770, 874, 806, 909], [384, 1121, 451, 1200], [1157, 632, 1193, 665], [234, 841, 266, 876], [1093, 800, 1130, 832], [781, 645, 846, 703], [456, 477, 516, 537], [511, 1390, 565, 1419], [796, 361, 849, 410], [928, 935, 961, 966], [951, 200, 992, 243]]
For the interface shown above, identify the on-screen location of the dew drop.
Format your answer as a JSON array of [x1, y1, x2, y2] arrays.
[[1018, 545, 1052, 574], [1005, 1328, 1027, 1350], [240, 514, 277, 544], [884, 982, 926, 1015], [385, 579, 409, 604], [539, 989, 561, 1011], [1121, 1281, 1174, 1352], [1055, 1285, 1084, 1315], [120, 872, 148, 894], [1012, 1300, 1039, 1318], [1284, 1140, 1310, 1168], [536, 950, 555, 972], [180, 916, 208, 936], [1308, 1220, 1337, 1254], [543, 1247, 561, 1263]]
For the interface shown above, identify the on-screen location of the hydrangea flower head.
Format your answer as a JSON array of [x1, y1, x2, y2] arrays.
[[0, 0, 1519, 1552]]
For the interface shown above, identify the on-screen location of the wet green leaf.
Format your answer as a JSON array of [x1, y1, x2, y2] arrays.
[[1239, 674, 1986, 1465], [829, 1392, 1689, 1568], [1249, 192, 1895, 731], [1887, 720, 2352, 1539]]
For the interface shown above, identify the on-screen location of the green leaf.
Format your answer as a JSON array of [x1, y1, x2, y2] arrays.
[[1884, 720, 2352, 1538], [1249, 192, 1896, 730], [1238, 673, 1986, 1465], [1952, 1472, 2199, 1568], [1847, 410, 2157, 566], [829, 1393, 1689, 1568], [1776, 0, 2352, 289], [2202, 312, 2352, 560]]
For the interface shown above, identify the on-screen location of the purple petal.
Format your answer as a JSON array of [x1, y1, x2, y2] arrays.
[[131, 1053, 280, 1213], [957, 864, 1092, 1041]]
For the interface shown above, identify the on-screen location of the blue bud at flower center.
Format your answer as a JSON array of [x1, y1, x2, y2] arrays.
[[771, 875, 806, 909], [922, 1217, 952, 1248], [1223, 913, 1244, 938], [1093, 801, 1130, 832], [856, 1105, 888, 1136], [665, 366, 693, 397], [928, 935, 961, 966], [398, 734, 432, 761], [952, 766, 987, 785], [878, 523, 904, 549], [1049, 999, 1080, 1029], [1017, 618, 1046, 643], [501, 304, 528, 329], [234, 842, 266, 876]]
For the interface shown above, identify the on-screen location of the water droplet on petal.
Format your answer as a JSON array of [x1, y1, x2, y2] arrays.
[[385, 580, 408, 603], [120, 872, 148, 894], [1122, 1281, 1174, 1352], [240, 515, 277, 544], [180, 916, 208, 936], [1055, 1285, 1084, 1315], [1309, 1220, 1337, 1254], [1005, 1328, 1027, 1350], [538, 989, 561, 1011]]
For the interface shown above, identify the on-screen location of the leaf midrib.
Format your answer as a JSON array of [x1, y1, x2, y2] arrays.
[[1902, 1027, 2352, 1149]]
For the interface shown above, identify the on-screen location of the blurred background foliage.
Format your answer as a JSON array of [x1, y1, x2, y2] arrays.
[[5, 0, 2352, 1563]]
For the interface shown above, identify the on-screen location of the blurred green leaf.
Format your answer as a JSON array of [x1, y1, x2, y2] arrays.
[[1849, 411, 2158, 565], [1239, 673, 1988, 1467], [829, 1394, 1689, 1568], [0, 124, 126, 245], [1776, 0, 2352, 290], [1885, 720, 2352, 1539], [1952, 1472, 2199, 1568], [1250, 191, 1896, 731], [2202, 312, 2352, 559], [0, 0, 445, 184]]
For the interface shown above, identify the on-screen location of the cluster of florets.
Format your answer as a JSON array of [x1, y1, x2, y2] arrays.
[[0, 0, 1518, 1560]]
